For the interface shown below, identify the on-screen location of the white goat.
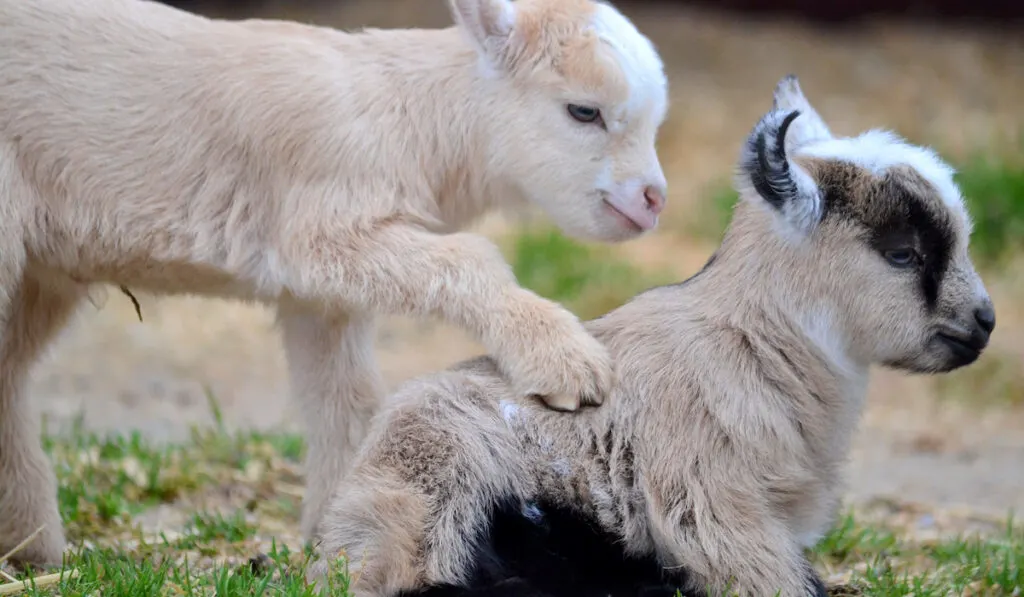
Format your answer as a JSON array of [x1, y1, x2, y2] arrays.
[[0, 0, 670, 565], [308, 75, 996, 597]]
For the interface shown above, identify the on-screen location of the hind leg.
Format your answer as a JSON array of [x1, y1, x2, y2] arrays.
[[308, 469, 432, 597], [310, 417, 527, 596], [278, 304, 384, 543], [0, 271, 83, 567]]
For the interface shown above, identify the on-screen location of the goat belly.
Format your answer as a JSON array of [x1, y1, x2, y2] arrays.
[[396, 497, 696, 597]]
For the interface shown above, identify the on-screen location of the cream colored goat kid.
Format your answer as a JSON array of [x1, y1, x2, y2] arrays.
[[0, 0, 670, 565], [309, 76, 996, 597]]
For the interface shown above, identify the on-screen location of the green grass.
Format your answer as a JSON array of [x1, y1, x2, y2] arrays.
[[3, 425, 1021, 596], [809, 512, 1024, 596], [12, 541, 348, 597], [502, 227, 673, 320], [956, 147, 1024, 266], [8, 421, 348, 596], [687, 183, 741, 243], [177, 510, 259, 549]]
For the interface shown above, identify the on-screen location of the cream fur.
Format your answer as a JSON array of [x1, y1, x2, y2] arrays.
[[308, 76, 995, 597], [0, 0, 670, 565]]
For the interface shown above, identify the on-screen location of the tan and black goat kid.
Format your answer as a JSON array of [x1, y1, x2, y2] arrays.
[[0, 0, 670, 565], [308, 75, 996, 597]]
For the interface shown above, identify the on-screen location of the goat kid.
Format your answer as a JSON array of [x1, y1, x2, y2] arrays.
[[308, 75, 996, 597], [0, 0, 669, 565]]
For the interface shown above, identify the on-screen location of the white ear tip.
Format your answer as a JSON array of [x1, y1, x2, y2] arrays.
[[449, 0, 516, 48], [778, 73, 801, 89], [773, 74, 805, 109]]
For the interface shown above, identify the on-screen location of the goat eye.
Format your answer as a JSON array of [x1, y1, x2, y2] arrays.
[[567, 104, 601, 124], [884, 248, 919, 268]]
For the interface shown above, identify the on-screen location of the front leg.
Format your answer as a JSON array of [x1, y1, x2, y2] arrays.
[[647, 483, 825, 597], [286, 222, 615, 411]]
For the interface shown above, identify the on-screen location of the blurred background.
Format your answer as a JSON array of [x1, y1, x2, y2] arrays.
[[34, 0, 1024, 518]]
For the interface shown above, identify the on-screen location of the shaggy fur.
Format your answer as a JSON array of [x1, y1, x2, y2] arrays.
[[308, 75, 996, 597], [0, 0, 670, 565]]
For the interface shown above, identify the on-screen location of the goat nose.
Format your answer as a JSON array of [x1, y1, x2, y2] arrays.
[[643, 184, 666, 215], [974, 304, 996, 335]]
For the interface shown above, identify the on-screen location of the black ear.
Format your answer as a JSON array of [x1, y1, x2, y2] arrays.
[[747, 109, 802, 211], [737, 108, 824, 235]]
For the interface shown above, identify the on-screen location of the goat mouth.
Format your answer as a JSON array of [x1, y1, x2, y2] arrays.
[[601, 198, 646, 233], [935, 332, 984, 362]]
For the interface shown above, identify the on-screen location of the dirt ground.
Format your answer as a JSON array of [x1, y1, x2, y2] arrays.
[[29, 1, 1024, 519]]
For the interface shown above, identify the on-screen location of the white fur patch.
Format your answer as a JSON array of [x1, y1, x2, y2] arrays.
[[790, 174, 823, 231], [499, 399, 521, 422], [798, 130, 970, 226], [797, 308, 863, 383], [589, 2, 667, 120], [521, 502, 545, 522], [772, 75, 833, 151]]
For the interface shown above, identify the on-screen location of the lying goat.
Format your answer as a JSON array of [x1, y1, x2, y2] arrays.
[[0, 0, 670, 564], [308, 75, 996, 597]]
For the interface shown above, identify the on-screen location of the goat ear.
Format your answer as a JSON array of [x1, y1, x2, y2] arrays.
[[772, 75, 832, 152], [448, 0, 516, 65], [738, 108, 824, 235]]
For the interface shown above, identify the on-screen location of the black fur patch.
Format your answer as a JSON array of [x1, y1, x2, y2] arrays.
[[747, 110, 802, 210], [808, 569, 829, 597], [814, 164, 956, 311], [865, 185, 954, 311], [397, 498, 696, 597]]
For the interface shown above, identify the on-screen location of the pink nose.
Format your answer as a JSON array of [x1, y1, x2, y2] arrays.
[[643, 185, 666, 215]]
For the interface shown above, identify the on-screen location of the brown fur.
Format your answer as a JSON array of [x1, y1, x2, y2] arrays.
[[0, 0, 670, 564], [308, 76, 995, 597]]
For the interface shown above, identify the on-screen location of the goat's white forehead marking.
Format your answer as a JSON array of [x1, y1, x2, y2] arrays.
[[589, 2, 667, 120], [797, 129, 971, 226]]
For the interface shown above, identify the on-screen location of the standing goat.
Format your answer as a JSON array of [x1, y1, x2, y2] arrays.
[[0, 0, 670, 565], [308, 75, 996, 597]]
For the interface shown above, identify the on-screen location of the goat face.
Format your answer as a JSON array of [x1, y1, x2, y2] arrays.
[[449, 0, 669, 242], [738, 75, 994, 374]]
